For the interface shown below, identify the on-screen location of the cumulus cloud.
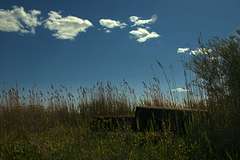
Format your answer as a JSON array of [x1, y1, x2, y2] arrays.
[[99, 19, 127, 31], [44, 11, 93, 40], [129, 27, 160, 43], [0, 6, 41, 33], [171, 87, 189, 93], [177, 48, 190, 54], [129, 15, 157, 27]]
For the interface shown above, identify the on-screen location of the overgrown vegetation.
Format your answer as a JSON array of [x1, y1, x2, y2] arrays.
[[0, 37, 240, 159], [187, 37, 240, 157]]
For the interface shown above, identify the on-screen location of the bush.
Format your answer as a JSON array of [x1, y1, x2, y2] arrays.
[[187, 38, 240, 155]]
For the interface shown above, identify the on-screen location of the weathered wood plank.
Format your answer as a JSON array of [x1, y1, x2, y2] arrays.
[[90, 106, 207, 133]]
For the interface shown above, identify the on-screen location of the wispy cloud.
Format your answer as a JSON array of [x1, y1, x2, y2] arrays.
[[129, 27, 160, 43], [99, 19, 127, 33], [171, 87, 189, 93], [44, 11, 93, 40], [0, 6, 41, 34], [177, 48, 190, 54], [129, 15, 157, 27], [105, 29, 111, 33]]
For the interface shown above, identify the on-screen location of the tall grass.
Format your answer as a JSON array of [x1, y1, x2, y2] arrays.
[[0, 37, 240, 159]]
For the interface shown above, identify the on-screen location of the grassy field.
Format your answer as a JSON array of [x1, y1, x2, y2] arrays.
[[0, 38, 240, 159]]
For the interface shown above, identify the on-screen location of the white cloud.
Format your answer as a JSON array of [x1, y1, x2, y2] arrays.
[[171, 87, 189, 93], [129, 16, 139, 23], [99, 19, 127, 30], [129, 15, 157, 27], [177, 48, 190, 54], [129, 27, 160, 43], [0, 6, 41, 34], [105, 29, 111, 33], [44, 11, 93, 40]]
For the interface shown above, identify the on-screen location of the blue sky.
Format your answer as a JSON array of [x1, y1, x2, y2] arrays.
[[0, 0, 239, 92]]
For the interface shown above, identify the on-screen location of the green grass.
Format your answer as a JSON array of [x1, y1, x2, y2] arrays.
[[0, 124, 213, 160]]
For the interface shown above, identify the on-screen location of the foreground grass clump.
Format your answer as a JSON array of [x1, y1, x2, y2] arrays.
[[0, 120, 210, 160]]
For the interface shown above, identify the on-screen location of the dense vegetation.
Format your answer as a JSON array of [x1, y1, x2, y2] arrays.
[[0, 37, 239, 159]]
